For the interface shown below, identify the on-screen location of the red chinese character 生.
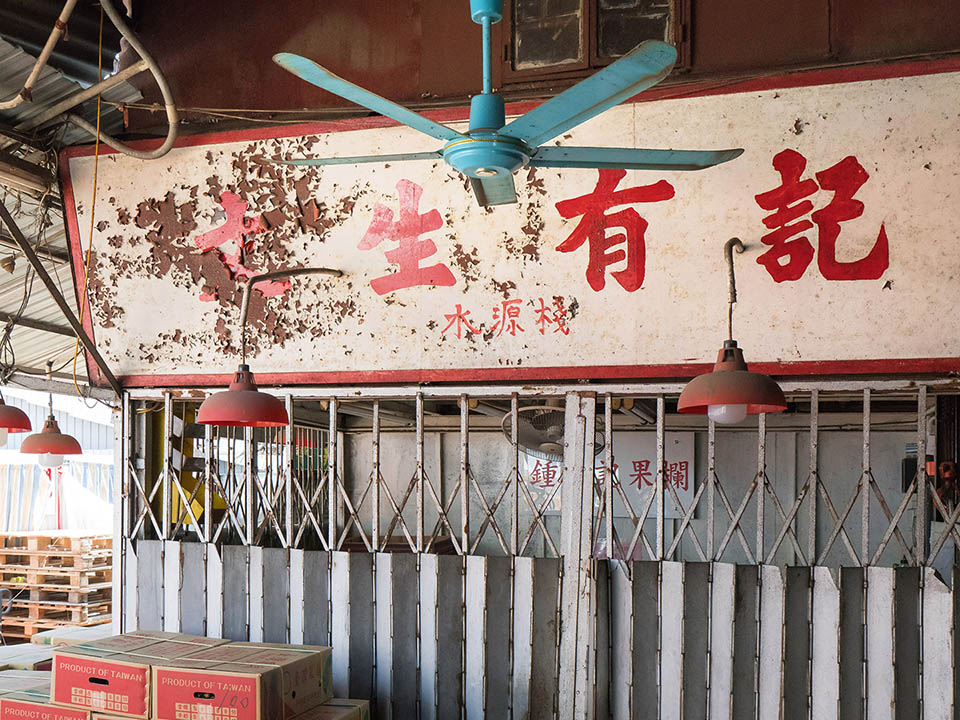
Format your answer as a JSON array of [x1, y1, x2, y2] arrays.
[[441, 304, 479, 339], [359, 179, 456, 295], [555, 169, 674, 292], [491, 298, 524, 337], [755, 149, 889, 282], [629, 459, 653, 488]]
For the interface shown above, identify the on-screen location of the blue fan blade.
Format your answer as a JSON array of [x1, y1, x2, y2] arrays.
[[274, 53, 464, 142], [501, 40, 677, 148], [281, 151, 442, 166], [528, 146, 744, 171], [470, 175, 517, 207]]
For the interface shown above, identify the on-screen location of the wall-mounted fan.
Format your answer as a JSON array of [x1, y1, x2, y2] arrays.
[[501, 404, 605, 462], [273, 0, 743, 208]]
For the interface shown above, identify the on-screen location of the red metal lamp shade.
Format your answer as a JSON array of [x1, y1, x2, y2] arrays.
[[20, 415, 82, 455], [197, 364, 288, 427], [0, 400, 31, 432], [677, 340, 787, 416]]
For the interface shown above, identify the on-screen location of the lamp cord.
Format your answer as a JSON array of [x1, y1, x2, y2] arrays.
[[724, 237, 745, 341], [238, 267, 344, 365]]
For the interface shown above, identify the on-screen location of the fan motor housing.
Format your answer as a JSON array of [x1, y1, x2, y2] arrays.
[[443, 136, 530, 178]]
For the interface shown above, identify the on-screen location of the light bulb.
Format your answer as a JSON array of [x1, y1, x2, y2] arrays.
[[707, 403, 748, 425], [38, 453, 64, 469]]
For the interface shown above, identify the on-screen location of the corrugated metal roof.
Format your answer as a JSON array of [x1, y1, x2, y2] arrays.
[[0, 35, 140, 145], [0, 5, 142, 390]]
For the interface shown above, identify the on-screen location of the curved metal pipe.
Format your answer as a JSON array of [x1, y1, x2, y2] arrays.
[[724, 237, 745, 340], [65, 0, 179, 160], [239, 267, 343, 363], [0, 0, 79, 111]]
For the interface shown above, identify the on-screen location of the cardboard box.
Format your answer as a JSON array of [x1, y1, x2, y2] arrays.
[[0, 672, 51, 696], [51, 632, 230, 719], [0, 645, 54, 671], [293, 699, 370, 720], [0, 686, 89, 720], [152, 643, 333, 720]]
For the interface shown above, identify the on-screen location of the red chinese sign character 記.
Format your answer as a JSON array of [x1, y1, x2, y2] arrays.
[[755, 149, 889, 282], [359, 179, 456, 295], [555, 169, 675, 292]]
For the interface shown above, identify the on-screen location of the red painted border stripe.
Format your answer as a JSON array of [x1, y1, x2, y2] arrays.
[[118, 357, 960, 389]]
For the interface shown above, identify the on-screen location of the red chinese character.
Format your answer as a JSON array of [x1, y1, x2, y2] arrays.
[[666, 461, 689, 492], [532, 297, 573, 336], [755, 150, 888, 282], [597, 461, 619, 486], [359, 179, 456, 295], [532, 298, 554, 335], [812, 157, 889, 280], [441, 304, 479, 338], [530, 460, 559, 488], [629, 459, 653, 488], [194, 192, 290, 301], [491, 298, 524, 337], [551, 297, 571, 336], [555, 169, 674, 292]]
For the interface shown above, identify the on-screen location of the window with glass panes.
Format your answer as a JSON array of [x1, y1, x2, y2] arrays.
[[505, 0, 687, 80]]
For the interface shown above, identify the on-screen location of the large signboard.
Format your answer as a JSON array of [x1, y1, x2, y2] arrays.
[[61, 66, 960, 387]]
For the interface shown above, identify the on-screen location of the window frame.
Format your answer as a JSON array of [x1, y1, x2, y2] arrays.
[[501, 0, 691, 86]]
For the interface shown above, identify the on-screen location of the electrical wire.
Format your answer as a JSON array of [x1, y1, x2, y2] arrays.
[[71, 5, 103, 403]]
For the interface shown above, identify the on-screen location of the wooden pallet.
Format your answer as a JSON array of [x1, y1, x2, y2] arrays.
[[0, 533, 113, 642]]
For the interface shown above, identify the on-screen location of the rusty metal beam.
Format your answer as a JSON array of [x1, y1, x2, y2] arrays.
[[0, 201, 121, 397], [7, 368, 115, 402], [0, 231, 70, 264], [0, 309, 73, 337]]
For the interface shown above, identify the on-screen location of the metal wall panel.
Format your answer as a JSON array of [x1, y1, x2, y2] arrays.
[[122, 542, 960, 720]]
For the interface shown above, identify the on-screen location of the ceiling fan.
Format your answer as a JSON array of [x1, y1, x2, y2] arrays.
[[501, 402, 605, 462], [274, 0, 743, 207]]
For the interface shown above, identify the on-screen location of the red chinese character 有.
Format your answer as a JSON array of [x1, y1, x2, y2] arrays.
[[555, 169, 674, 292], [359, 179, 456, 295], [755, 149, 889, 282]]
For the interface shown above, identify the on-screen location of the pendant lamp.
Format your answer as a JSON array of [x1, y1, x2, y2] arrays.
[[678, 238, 786, 424], [0, 390, 32, 434], [21, 363, 82, 467], [197, 267, 343, 427]]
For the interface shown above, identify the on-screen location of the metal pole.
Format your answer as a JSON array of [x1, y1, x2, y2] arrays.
[[460, 394, 470, 554], [285, 395, 294, 548], [203, 421, 213, 543], [245, 426, 254, 545], [707, 419, 716, 560], [511, 393, 520, 556], [0, 201, 122, 396], [416, 393, 424, 553], [756, 413, 766, 561], [328, 397, 338, 550], [656, 396, 665, 560], [372, 400, 381, 551], [861, 389, 871, 564], [604, 394, 614, 557], [915, 386, 928, 565], [807, 390, 818, 562], [161, 393, 172, 540]]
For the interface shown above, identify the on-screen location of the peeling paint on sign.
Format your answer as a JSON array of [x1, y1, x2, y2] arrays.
[[61, 70, 960, 384]]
